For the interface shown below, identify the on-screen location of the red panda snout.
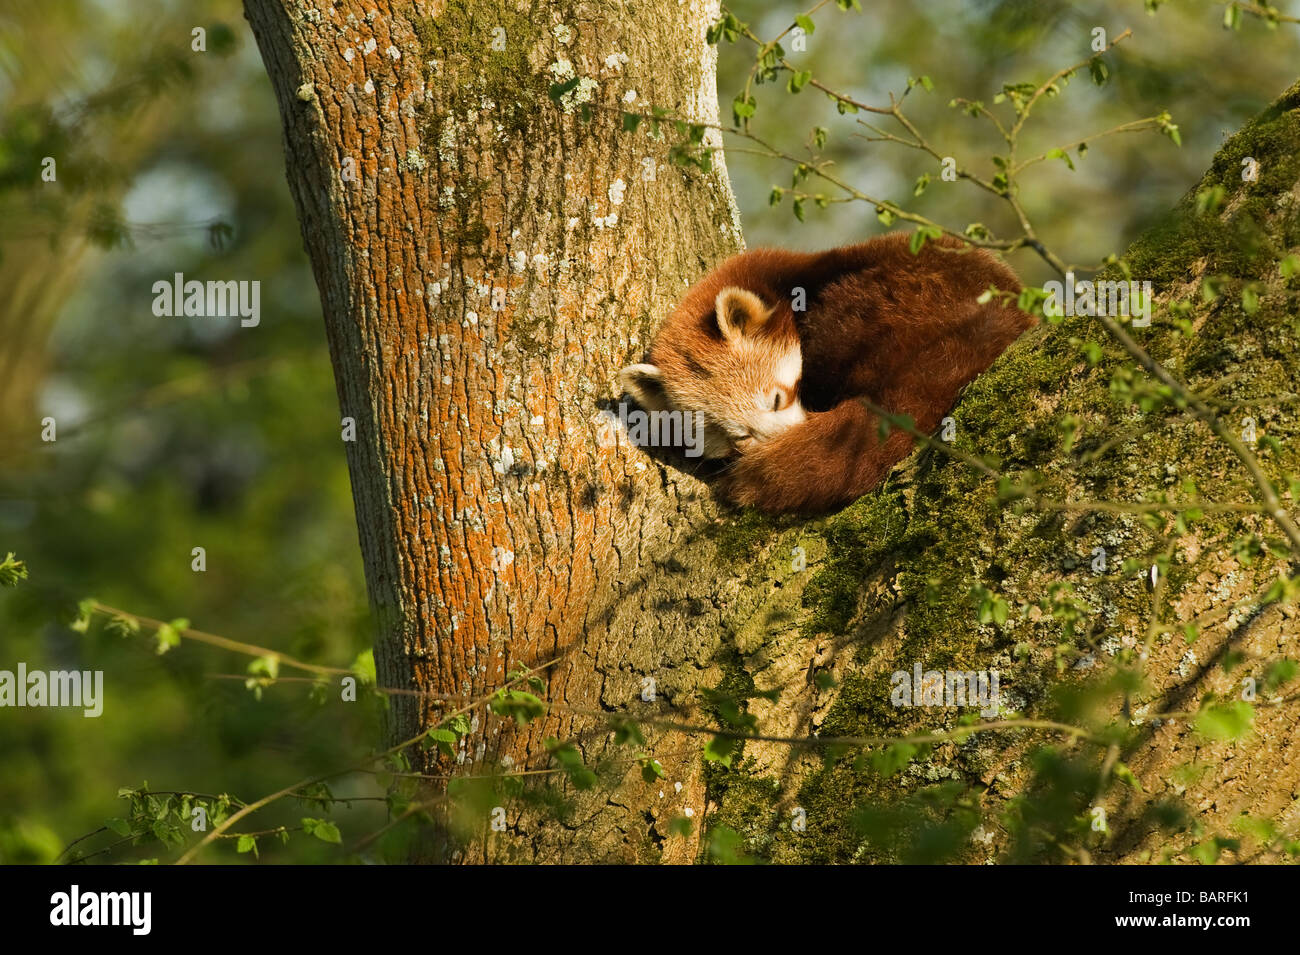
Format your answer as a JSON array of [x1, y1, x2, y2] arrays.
[[619, 285, 804, 459]]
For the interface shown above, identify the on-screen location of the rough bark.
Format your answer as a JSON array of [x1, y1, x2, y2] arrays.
[[244, 0, 749, 862]]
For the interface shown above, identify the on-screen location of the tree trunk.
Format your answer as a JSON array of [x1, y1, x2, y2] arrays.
[[244, 0, 746, 862]]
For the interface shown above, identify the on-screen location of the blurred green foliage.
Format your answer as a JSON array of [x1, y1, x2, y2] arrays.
[[721, 0, 1300, 285], [0, 1, 384, 863]]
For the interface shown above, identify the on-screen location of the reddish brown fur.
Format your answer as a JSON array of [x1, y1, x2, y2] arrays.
[[642, 231, 1036, 514]]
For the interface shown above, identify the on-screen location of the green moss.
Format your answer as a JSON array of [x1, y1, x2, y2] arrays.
[[411, 1, 547, 129], [802, 488, 909, 633], [709, 507, 789, 564]]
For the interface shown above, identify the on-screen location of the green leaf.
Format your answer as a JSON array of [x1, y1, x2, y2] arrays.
[[794, 14, 815, 34], [488, 689, 546, 726], [154, 621, 182, 655], [1194, 701, 1254, 741], [621, 111, 643, 133], [311, 821, 341, 844], [70, 597, 97, 634], [351, 648, 376, 684], [236, 834, 257, 855], [0, 553, 27, 587], [424, 727, 458, 757], [1263, 658, 1298, 692], [1045, 147, 1075, 171], [786, 70, 812, 94], [1241, 285, 1260, 314], [547, 77, 580, 102], [1190, 836, 1239, 864], [1114, 762, 1143, 792], [247, 654, 280, 680], [869, 742, 918, 777], [703, 735, 740, 767], [732, 95, 756, 124], [106, 817, 131, 836]]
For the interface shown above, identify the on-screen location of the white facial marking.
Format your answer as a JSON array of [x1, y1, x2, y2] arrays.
[[774, 346, 801, 391]]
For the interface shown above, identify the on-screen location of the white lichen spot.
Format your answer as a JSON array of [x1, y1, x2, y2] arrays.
[[405, 149, 427, 172], [552, 23, 573, 45], [343, 47, 355, 62], [608, 177, 626, 206], [491, 547, 515, 572], [593, 211, 618, 228], [491, 441, 516, 475], [510, 251, 528, 273], [529, 414, 545, 427], [438, 125, 457, 162], [387, 44, 401, 59], [465, 310, 479, 325], [604, 51, 629, 72], [622, 88, 637, 103], [363, 78, 375, 95], [548, 58, 575, 82], [530, 252, 550, 271], [428, 281, 442, 298], [562, 76, 597, 113], [362, 37, 377, 55], [295, 83, 315, 102], [566, 217, 579, 230]]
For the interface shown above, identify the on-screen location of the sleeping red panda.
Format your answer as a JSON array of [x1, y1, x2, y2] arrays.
[[618, 231, 1035, 514]]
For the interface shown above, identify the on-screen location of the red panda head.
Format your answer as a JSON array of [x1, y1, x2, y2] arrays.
[[619, 286, 806, 458]]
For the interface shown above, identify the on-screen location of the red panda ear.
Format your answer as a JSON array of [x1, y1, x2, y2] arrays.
[[619, 363, 672, 411], [715, 288, 772, 342]]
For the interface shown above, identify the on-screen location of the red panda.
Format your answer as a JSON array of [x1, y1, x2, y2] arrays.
[[619, 231, 1035, 514]]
